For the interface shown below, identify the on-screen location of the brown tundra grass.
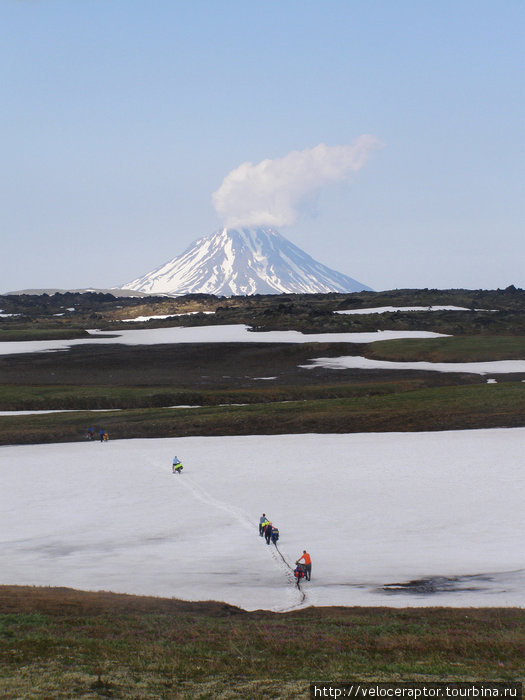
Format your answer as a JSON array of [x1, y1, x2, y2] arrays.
[[0, 586, 524, 698]]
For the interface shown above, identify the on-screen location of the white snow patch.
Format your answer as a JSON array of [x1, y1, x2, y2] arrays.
[[301, 355, 525, 375], [121, 312, 215, 322], [0, 410, 122, 416], [166, 405, 202, 409], [335, 306, 481, 315], [0, 326, 447, 357]]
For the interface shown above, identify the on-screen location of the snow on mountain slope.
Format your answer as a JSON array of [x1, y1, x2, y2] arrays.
[[120, 227, 372, 296]]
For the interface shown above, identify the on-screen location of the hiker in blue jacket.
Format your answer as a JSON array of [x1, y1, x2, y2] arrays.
[[172, 456, 183, 474]]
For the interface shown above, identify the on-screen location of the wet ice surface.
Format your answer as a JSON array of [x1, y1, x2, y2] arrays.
[[380, 571, 524, 596], [1, 430, 524, 610]]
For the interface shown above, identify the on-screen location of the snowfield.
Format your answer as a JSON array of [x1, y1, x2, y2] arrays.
[[0, 325, 446, 357], [121, 311, 216, 322], [335, 305, 480, 315], [1, 429, 524, 611], [302, 354, 525, 376]]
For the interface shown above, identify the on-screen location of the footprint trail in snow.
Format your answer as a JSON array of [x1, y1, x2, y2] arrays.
[[172, 470, 306, 610]]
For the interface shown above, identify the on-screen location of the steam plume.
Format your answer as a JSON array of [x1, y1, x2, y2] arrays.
[[212, 135, 383, 229]]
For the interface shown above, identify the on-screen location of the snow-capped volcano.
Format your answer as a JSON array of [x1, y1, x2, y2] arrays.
[[120, 227, 372, 296]]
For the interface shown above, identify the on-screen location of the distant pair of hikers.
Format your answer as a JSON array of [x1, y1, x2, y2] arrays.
[[259, 514, 279, 545], [86, 427, 108, 441]]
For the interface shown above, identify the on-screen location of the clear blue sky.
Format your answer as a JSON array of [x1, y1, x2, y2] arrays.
[[1, 0, 523, 292]]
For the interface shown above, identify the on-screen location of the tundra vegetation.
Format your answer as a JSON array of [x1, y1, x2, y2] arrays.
[[1, 287, 524, 696]]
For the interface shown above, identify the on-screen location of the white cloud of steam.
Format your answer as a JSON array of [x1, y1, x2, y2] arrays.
[[212, 135, 383, 229]]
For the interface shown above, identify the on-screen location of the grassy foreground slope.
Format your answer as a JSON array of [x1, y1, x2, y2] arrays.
[[0, 587, 523, 698]]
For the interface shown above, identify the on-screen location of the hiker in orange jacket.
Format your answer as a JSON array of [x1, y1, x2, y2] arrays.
[[296, 550, 311, 581]]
